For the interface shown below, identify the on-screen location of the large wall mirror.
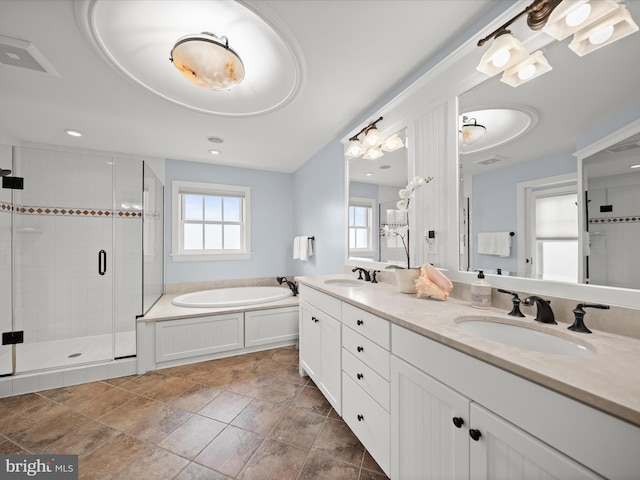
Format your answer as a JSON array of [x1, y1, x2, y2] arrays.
[[459, 0, 640, 290], [347, 128, 408, 266]]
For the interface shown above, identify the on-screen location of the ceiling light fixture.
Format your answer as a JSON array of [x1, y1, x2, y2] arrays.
[[170, 32, 244, 90], [64, 129, 82, 137], [630, 164, 640, 169], [460, 117, 487, 146], [209, 149, 221, 155], [346, 117, 405, 159], [476, 0, 638, 87], [207, 136, 224, 143]]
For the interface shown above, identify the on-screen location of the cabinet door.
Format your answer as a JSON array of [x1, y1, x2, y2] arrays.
[[299, 305, 320, 379], [469, 403, 603, 480], [318, 313, 341, 414], [391, 356, 470, 480]]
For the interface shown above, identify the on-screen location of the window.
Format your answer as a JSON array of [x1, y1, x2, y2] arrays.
[[349, 197, 374, 254], [172, 181, 251, 261]]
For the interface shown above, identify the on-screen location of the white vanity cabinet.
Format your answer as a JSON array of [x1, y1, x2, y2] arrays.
[[341, 302, 391, 476], [298, 285, 342, 414], [391, 323, 639, 480]]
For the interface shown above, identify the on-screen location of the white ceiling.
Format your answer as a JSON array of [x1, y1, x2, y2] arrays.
[[0, 0, 498, 173]]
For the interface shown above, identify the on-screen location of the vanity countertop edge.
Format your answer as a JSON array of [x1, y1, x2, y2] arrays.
[[296, 274, 640, 428]]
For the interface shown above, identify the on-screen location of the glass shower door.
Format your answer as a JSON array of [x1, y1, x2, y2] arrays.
[[12, 146, 115, 373], [0, 144, 14, 376]]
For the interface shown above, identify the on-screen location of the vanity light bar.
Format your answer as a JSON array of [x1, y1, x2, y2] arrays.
[[569, 4, 639, 56]]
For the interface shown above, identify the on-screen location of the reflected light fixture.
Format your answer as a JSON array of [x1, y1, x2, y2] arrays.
[[460, 117, 487, 146], [170, 32, 245, 90], [346, 117, 405, 159], [476, 0, 638, 87]]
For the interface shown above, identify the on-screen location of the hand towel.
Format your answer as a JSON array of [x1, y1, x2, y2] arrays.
[[293, 236, 314, 261], [477, 232, 511, 257]]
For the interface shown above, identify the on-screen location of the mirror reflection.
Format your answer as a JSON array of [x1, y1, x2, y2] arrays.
[[348, 128, 408, 265], [459, 1, 640, 289]]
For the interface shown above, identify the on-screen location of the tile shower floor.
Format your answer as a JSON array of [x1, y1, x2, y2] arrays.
[[0, 346, 389, 480]]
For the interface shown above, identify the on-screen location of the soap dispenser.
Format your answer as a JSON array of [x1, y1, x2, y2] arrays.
[[471, 270, 491, 309]]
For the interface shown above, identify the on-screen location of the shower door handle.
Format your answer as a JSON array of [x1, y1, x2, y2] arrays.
[[98, 250, 107, 276]]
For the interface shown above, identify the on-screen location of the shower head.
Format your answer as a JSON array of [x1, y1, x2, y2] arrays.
[[0, 169, 11, 177]]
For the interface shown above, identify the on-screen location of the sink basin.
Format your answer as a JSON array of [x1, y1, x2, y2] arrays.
[[456, 317, 594, 356], [324, 279, 366, 288]]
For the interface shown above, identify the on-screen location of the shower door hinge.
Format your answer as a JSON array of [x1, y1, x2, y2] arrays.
[[2, 331, 24, 345]]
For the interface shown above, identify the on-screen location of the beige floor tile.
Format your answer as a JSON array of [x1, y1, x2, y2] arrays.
[[269, 407, 325, 449], [237, 438, 308, 480], [112, 445, 189, 480], [158, 414, 225, 459], [198, 391, 252, 423], [231, 399, 287, 436], [195, 426, 263, 477]]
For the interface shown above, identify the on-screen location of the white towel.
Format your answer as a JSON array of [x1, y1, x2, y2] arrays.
[[477, 232, 511, 257], [293, 236, 314, 261]]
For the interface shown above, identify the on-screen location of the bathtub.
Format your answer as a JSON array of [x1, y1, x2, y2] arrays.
[[172, 286, 293, 308]]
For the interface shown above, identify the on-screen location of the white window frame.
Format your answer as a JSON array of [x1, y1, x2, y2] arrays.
[[348, 196, 375, 256], [171, 180, 251, 261]]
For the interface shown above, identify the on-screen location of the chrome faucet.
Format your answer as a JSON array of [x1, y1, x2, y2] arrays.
[[522, 296, 556, 324], [352, 267, 371, 282], [276, 276, 298, 296], [569, 303, 610, 334]]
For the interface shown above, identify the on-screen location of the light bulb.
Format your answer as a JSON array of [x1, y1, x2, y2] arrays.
[[566, 3, 591, 27], [589, 24, 614, 44], [518, 64, 536, 80], [491, 49, 511, 68]]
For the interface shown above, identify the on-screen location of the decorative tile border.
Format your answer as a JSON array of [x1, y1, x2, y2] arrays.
[[0, 201, 141, 218], [590, 216, 640, 224]]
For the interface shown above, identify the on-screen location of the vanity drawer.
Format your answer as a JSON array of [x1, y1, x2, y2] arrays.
[[342, 302, 390, 348], [342, 326, 390, 380], [342, 348, 389, 411], [299, 284, 341, 319], [342, 373, 390, 475]]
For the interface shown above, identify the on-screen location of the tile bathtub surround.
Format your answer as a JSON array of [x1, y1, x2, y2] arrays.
[[0, 347, 388, 480]]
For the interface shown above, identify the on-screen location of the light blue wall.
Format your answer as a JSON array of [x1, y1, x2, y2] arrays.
[[165, 159, 294, 283], [472, 151, 576, 274], [291, 141, 345, 276]]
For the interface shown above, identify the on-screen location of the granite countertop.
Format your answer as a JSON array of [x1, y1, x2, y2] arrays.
[[297, 274, 640, 428], [140, 291, 299, 322]]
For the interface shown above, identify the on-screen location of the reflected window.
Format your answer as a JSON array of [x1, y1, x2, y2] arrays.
[[349, 198, 374, 254], [534, 192, 578, 282]]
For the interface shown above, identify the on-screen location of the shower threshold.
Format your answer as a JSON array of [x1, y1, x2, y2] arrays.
[[0, 331, 135, 374]]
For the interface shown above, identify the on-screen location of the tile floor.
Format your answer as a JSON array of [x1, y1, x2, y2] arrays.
[[0, 346, 389, 480]]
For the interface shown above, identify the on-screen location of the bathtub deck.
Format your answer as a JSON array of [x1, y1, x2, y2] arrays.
[[140, 291, 299, 322]]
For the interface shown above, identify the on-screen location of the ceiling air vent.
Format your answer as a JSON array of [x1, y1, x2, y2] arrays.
[[474, 155, 507, 166], [0, 35, 59, 76], [606, 142, 640, 154]]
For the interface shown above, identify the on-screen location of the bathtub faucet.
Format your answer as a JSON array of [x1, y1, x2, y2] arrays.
[[277, 276, 298, 296]]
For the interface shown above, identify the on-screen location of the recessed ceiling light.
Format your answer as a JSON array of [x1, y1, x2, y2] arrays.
[[365, 172, 374, 176], [207, 136, 224, 144], [209, 149, 221, 155], [631, 164, 640, 169], [379, 165, 391, 170], [65, 129, 82, 137]]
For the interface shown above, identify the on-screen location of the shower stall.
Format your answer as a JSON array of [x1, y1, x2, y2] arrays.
[[0, 144, 163, 380]]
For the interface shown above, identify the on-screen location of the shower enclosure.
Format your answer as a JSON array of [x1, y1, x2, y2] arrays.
[[0, 144, 163, 378]]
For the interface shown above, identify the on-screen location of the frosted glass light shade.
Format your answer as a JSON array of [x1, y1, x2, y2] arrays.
[[476, 33, 529, 77], [569, 5, 639, 56], [543, 0, 618, 41], [460, 120, 486, 145], [363, 127, 384, 148], [363, 147, 384, 160], [381, 134, 404, 152], [501, 50, 552, 87], [346, 139, 366, 157], [170, 33, 245, 90]]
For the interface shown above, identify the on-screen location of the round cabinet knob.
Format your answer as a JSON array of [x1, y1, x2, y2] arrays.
[[469, 429, 482, 441], [357, 373, 364, 380], [452, 417, 464, 428], [357, 319, 364, 326], [357, 414, 364, 422], [357, 346, 364, 352]]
